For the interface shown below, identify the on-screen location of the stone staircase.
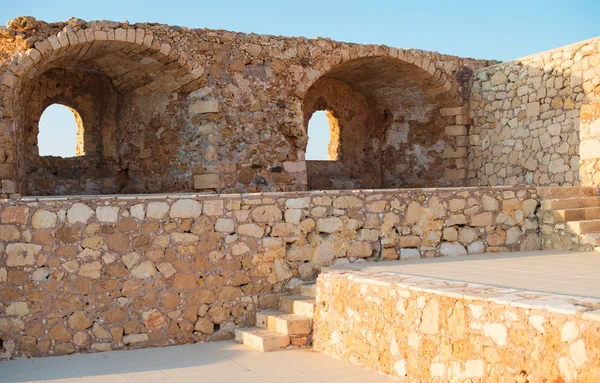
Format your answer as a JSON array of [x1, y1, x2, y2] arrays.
[[538, 186, 600, 250], [235, 283, 316, 352]]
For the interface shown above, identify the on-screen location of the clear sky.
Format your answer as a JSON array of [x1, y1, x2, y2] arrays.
[[2, 0, 599, 158]]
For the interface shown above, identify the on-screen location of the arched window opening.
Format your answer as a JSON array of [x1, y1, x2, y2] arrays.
[[38, 104, 84, 158], [306, 110, 340, 161]]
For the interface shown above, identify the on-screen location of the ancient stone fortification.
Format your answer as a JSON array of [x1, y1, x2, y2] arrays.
[[0, 17, 494, 196], [0, 16, 599, 367]]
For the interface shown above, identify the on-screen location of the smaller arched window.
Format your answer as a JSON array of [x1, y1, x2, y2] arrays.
[[38, 104, 84, 157], [306, 110, 340, 161]]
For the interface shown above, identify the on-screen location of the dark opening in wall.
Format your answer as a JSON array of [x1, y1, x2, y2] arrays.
[[37, 103, 84, 158], [306, 110, 340, 161]]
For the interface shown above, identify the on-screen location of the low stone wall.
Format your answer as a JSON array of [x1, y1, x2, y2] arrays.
[[0, 186, 539, 359], [314, 270, 600, 382]]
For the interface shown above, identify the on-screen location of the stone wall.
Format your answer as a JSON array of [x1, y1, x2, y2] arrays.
[[0, 17, 494, 197], [0, 186, 539, 359], [314, 270, 600, 382], [469, 37, 600, 187]]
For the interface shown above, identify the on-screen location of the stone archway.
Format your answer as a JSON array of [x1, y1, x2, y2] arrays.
[[302, 53, 470, 190], [0, 26, 204, 195]]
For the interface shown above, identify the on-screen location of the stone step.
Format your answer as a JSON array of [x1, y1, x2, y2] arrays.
[[234, 327, 290, 352], [280, 296, 316, 319], [579, 234, 600, 246], [256, 310, 312, 335], [537, 187, 598, 198], [566, 219, 600, 235], [553, 207, 600, 221], [300, 283, 316, 298], [541, 197, 600, 210]]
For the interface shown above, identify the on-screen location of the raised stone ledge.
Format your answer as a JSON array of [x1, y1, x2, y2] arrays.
[[314, 267, 600, 381], [320, 269, 600, 320]]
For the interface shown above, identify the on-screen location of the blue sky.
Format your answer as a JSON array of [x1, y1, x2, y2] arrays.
[[2, 0, 599, 159]]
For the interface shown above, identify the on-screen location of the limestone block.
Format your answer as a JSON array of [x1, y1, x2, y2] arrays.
[[215, 218, 234, 233], [146, 202, 170, 219], [6, 302, 29, 316], [251, 205, 282, 222], [131, 261, 157, 279], [285, 209, 302, 225], [130, 203, 145, 220], [285, 197, 310, 209], [170, 199, 202, 218], [204, 200, 224, 216], [445, 125, 467, 136], [78, 261, 102, 279], [238, 223, 264, 237], [67, 203, 94, 224], [333, 196, 363, 209], [316, 217, 342, 233], [440, 242, 467, 256], [6, 243, 41, 266], [347, 242, 372, 258], [31, 210, 57, 229], [96, 206, 118, 223], [194, 174, 221, 189]]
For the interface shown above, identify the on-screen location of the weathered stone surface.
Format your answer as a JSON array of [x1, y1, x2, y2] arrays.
[[439, 242, 467, 256], [170, 199, 202, 218], [143, 309, 167, 330], [32, 210, 57, 229], [67, 203, 94, 224], [316, 217, 342, 233], [147, 202, 170, 219], [68, 311, 93, 331], [131, 261, 157, 279], [78, 261, 102, 279], [6, 243, 41, 266], [96, 206, 118, 222], [251, 205, 282, 222]]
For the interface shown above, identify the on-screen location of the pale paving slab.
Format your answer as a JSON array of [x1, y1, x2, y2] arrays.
[[0, 341, 394, 383], [329, 250, 600, 298]]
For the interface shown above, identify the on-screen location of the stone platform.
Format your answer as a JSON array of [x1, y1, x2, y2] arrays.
[[314, 250, 600, 382]]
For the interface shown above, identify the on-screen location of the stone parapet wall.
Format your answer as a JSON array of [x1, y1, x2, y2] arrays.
[[469, 37, 600, 187], [314, 270, 600, 382], [0, 186, 539, 359]]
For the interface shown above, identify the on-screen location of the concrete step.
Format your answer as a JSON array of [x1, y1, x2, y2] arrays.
[[537, 186, 598, 198], [541, 197, 600, 210], [300, 283, 316, 298], [566, 219, 600, 235], [234, 327, 290, 352], [256, 310, 312, 335], [553, 207, 600, 221], [280, 296, 316, 319]]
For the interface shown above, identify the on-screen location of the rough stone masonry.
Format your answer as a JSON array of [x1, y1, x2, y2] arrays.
[[0, 16, 493, 196]]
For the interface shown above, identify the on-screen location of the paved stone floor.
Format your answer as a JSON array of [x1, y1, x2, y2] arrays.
[[0, 341, 395, 383], [333, 250, 600, 298]]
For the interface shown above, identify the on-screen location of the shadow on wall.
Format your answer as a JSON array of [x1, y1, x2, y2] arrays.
[[302, 56, 467, 190], [468, 38, 600, 188]]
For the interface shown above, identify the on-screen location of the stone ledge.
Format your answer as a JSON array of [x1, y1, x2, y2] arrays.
[[320, 269, 600, 321]]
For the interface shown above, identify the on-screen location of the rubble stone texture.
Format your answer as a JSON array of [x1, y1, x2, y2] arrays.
[[314, 270, 600, 382], [469, 38, 600, 187], [0, 187, 538, 358]]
